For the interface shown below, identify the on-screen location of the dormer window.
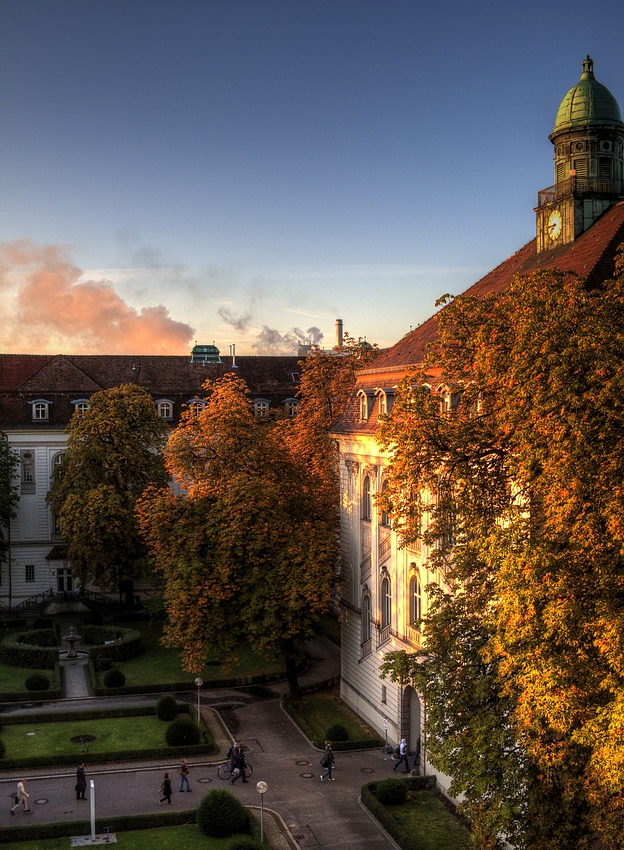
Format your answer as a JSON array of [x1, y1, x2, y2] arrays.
[[157, 399, 174, 420], [284, 398, 299, 416], [72, 398, 89, 416], [254, 399, 270, 418], [187, 398, 206, 417], [375, 388, 396, 417], [357, 390, 375, 422], [30, 399, 51, 421]]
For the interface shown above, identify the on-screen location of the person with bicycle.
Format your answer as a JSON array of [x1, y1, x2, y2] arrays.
[[229, 740, 248, 784]]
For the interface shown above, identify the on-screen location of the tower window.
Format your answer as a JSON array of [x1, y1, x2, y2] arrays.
[[599, 157, 612, 178]]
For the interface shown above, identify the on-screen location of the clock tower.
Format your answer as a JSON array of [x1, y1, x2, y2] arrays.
[[536, 56, 624, 252]]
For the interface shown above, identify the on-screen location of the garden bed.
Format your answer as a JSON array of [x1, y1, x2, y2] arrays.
[[282, 683, 382, 750], [361, 776, 471, 850]]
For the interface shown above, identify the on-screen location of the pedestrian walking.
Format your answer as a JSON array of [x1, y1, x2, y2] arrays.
[[394, 738, 410, 773], [76, 762, 87, 800], [10, 779, 31, 814], [230, 740, 248, 784], [320, 741, 335, 781], [178, 758, 191, 792], [159, 771, 172, 805]]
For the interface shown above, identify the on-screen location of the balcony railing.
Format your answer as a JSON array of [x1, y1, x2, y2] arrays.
[[378, 534, 391, 565], [538, 176, 623, 207], [407, 625, 422, 647], [360, 639, 372, 659], [378, 624, 392, 647]]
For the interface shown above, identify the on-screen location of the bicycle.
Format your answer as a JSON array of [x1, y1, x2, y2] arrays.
[[217, 761, 253, 780]]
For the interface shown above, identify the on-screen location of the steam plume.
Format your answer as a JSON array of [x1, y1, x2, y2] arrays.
[[0, 239, 195, 354], [218, 306, 253, 333]]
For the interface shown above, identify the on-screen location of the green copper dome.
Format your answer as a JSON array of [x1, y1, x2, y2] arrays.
[[552, 56, 623, 135]]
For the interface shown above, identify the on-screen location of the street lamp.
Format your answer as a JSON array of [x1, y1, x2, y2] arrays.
[[194, 677, 203, 726], [256, 780, 268, 843]]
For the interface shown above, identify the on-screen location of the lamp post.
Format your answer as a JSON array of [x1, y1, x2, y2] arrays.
[[194, 677, 203, 726], [256, 781, 267, 843]]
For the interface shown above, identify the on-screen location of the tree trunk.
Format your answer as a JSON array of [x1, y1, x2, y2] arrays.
[[283, 638, 300, 699]]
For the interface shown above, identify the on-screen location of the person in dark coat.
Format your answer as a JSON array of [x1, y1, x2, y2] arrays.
[[159, 771, 172, 805], [320, 741, 335, 781], [231, 741, 248, 784], [76, 763, 87, 800]]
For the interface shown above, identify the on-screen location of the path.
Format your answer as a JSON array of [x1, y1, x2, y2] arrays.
[[0, 637, 399, 849]]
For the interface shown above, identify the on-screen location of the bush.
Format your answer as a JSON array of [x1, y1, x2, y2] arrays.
[[374, 777, 408, 805], [96, 656, 112, 672], [0, 739, 5, 759], [25, 673, 50, 691], [0, 630, 58, 669], [83, 625, 142, 665], [228, 839, 261, 850], [103, 669, 126, 688], [166, 716, 200, 747], [156, 695, 180, 721], [326, 723, 349, 742], [196, 788, 250, 837]]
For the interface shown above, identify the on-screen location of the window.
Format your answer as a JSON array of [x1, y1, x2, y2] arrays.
[[409, 570, 422, 629], [381, 685, 387, 704], [32, 401, 49, 420], [187, 398, 206, 417], [362, 476, 371, 520], [362, 594, 372, 643], [358, 390, 374, 421], [599, 157, 612, 178], [254, 399, 270, 418], [20, 451, 36, 494], [378, 392, 387, 416], [381, 577, 392, 628], [380, 480, 391, 527], [284, 398, 299, 416], [72, 399, 89, 416], [25, 564, 35, 582], [157, 400, 174, 420]]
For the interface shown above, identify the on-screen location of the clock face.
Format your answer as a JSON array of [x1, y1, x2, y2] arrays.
[[548, 209, 562, 240]]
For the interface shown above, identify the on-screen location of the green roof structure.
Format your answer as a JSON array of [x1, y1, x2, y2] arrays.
[[552, 56, 623, 136]]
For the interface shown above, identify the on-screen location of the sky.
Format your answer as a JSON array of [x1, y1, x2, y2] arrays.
[[1, 0, 624, 355]]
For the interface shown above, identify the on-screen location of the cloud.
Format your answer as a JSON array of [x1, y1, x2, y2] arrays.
[[0, 239, 195, 355], [217, 306, 254, 333]]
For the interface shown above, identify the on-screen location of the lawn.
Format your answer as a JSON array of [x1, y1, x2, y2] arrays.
[[2, 715, 182, 759], [0, 823, 261, 849], [107, 621, 290, 687], [0, 659, 54, 692], [388, 789, 471, 850], [285, 684, 381, 746]]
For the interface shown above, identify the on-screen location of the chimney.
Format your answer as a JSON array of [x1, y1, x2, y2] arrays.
[[335, 319, 343, 349], [232, 344, 236, 367]]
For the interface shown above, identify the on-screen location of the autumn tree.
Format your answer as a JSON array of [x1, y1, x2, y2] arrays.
[[378, 257, 624, 849], [48, 384, 168, 603], [137, 372, 339, 696]]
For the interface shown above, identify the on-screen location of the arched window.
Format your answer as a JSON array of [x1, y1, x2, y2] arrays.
[[72, 398, 89, 416], [187, 398, 206, 417], [362, 594, 372, 643], [157, 400, 174, 420], [284, 398, 299, 416], [380, 479, 391, 527], [381, 576, 391, 628], [362, 475, 371, 520], [409, 571, 422, 629], [31, 399, 50, 420]]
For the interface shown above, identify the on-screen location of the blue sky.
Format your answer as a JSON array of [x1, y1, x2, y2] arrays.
[[1, 0, 623, 354]]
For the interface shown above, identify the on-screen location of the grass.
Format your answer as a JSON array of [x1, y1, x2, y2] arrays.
[[0, 823, 260, 849], [1, 714, 184, 759], [104, 621, 289, 687], [388, 789, 471, 850], [0, 659, 53, 692], [288, 684, 380, 744]]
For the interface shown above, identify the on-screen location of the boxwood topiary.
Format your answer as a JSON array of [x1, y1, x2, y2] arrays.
[[25, 673, 50, 691], [326, 723, 349, 742], [156, 695, 179, 721], [103, 668, 126, 688], [165, 716, 200, 747], [374, 777, 408, 805], [196, 788, 250, 837]]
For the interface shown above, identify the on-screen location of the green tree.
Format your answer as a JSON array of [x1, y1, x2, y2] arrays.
[[137, 371, 339, 696], [378, 258, 624, 849], [48, 384, 168, 602], [0, 432, 19, 606]]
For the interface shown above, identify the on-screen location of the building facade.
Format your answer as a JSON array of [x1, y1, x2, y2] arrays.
[[332, 56, 624, 797], [0, 351, 301, 611]]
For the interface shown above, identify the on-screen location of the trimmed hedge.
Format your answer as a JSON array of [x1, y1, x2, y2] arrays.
[[361, 776, 438, 850], [0, 629, 58, 669], [282, 695, 382, 751], [83, 625, 143, 664], [25, 672, 50, 691], [196, 788, 251, 837]]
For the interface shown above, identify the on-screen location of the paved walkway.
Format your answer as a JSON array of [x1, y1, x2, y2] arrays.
[[0, 637, 399, 849]]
